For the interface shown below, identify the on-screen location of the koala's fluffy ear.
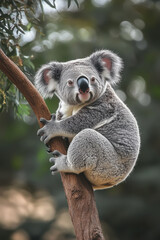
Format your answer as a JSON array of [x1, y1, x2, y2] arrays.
[[90, 50, 123, 84], [34, 62, 62, 98]]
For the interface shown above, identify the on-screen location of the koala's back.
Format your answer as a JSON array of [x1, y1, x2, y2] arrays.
[[92, 85, 140, 161], [77, 85, 140, 188]]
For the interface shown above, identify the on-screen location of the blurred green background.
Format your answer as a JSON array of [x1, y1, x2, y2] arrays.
[[0, 0, 160, 239]]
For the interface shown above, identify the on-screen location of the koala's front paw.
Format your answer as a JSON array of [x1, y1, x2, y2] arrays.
[[50, 113, 56, 121], [37, 116, 58, 145], [49, 150, 67, 175]]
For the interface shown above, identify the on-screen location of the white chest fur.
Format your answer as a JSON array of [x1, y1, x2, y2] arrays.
[[59, 101, 84, 119]]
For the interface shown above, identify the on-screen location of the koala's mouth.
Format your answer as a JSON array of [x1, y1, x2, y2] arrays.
[[76, 92, 93, 104]]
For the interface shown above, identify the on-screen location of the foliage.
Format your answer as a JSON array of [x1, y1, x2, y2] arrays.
[[0, 0, 160, 240], [0, 0, 78, 118]]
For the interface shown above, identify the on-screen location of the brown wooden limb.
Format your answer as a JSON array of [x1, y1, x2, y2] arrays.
[[0, 49, 105, 240]]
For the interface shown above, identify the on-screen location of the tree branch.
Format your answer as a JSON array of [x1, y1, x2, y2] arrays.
[[0, 49, 105, 240]]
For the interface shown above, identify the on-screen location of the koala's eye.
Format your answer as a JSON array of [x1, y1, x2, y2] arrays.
[[67, 80, 74, 87], [91, 77, 96, 83]]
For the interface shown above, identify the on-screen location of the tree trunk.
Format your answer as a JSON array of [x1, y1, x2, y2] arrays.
[[0, 49, 105, 240]]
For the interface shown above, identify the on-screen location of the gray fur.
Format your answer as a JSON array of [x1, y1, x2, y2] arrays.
[[35, 50, 140, 190]]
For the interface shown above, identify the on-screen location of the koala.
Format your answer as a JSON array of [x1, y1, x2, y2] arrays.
[[35, 50, 140, 190]]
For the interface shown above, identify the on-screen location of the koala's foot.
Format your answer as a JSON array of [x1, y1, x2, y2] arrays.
[[49, 150, 69, 175]]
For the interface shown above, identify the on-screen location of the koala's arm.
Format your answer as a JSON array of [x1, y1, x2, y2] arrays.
[[37, 105, 105, 144]]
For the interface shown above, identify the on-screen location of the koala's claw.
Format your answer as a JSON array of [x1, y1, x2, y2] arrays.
[[49, 151, 63, 175], [52, 150, 61, 157], [49, 157, 58, 174], [51, 113, 56, 121], [46, 146, 51, 153], [40, 117, 48, 125], [50, 165, 58, 174], [40, 135, 47, 142], [37, 128, 44, 136], [49, 157, 55, 164]]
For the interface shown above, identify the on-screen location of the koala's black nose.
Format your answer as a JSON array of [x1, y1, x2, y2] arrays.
[[77, 77, 89, 93]]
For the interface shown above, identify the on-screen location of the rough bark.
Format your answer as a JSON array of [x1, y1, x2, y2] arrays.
[[0, 49, 105, 240]]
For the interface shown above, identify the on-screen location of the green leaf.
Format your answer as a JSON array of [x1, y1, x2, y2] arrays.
[[15, 24, 25, 34], [38, 0, 44, 14], [17, 103, 30, 119], [74, 0, 79, 8], [26, 22, 32, 31], [43, 0, 56, 8], [68, 0, 72, 8], [67, 0, 79, 8], [23, 57, 35, 71]]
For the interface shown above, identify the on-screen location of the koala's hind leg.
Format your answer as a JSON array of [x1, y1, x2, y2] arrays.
[[50, 129, 123, 187], [67, 129, 124, 187], [49, 142, 92, 174]]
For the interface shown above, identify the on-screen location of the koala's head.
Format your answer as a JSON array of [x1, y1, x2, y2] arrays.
[[35, 50, 122, 105]]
